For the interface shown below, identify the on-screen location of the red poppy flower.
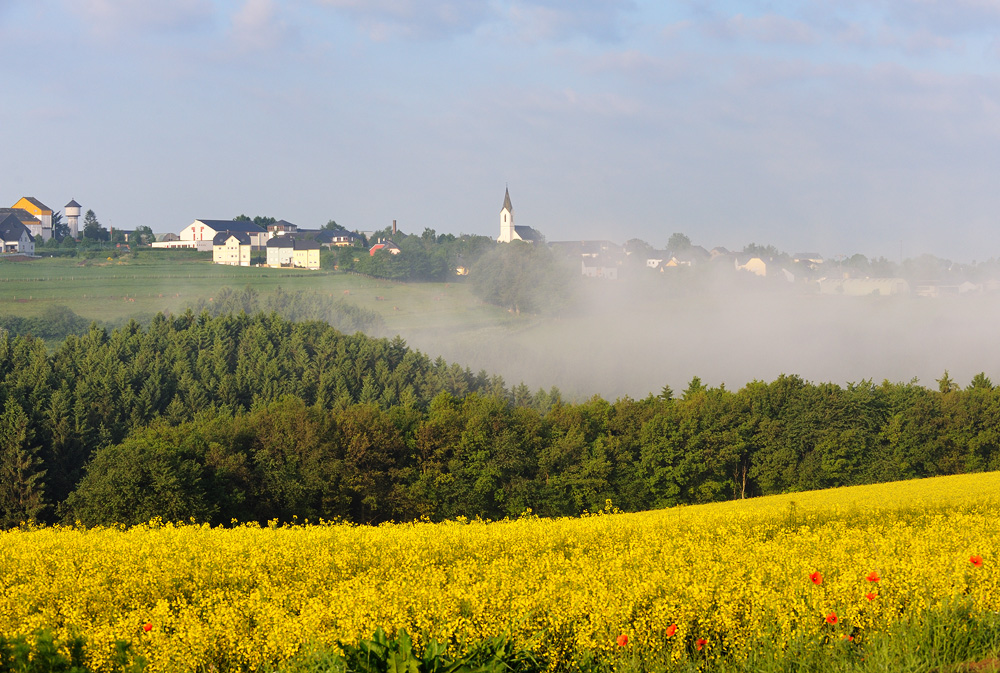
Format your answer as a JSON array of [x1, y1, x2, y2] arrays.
[[970, 555, 983, 568], [810, 571, 823, 585], [665, 624, 677, 637], [865, 592, 877, 601], [826, 612, 838, 625], [866, 571, 880, 582], [143, 623, 152, 633], [696, 638, 707, 651], [840, 634, 854, 642], [616, 634, 628, 647]]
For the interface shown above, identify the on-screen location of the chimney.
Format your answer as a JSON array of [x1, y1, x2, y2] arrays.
[[392, 220, 396, 236]]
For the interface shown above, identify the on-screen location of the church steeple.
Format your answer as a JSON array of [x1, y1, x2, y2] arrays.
[[498, 186, 515, 242]]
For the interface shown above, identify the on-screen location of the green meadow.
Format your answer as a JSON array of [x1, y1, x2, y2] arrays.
[[0, 252, 520, 336]]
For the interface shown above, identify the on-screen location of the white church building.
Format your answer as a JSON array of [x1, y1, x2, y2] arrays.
[[497, 188, 542, 243]]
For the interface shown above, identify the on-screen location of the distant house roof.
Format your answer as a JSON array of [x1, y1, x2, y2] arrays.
[[0, 208, 40, 226], [15, 197, 51, 213], [196, 219, 266, 234], [292, 238, 321, 250], [267, 236, 294, 248], [212, 231, 252, 245], [268, 220, 298, 233], [369, 239, 401, 256], [289, 229, 353, 244], [735, 254, 769, 266], [513, 225, 542, 242], [267, 235, 321, 250], [0, 214, 32, 242], [65, 199, 81, 208]]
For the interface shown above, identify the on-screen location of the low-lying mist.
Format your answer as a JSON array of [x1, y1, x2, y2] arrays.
[[397, 274, 1000, 400]]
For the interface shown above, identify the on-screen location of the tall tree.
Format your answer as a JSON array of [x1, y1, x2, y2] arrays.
[[667, 233, 692, 252], [131, 225, 155, 245], [82, 209, 109, 241], [0, 398, 46, 527], [51, 210, 69, 240]]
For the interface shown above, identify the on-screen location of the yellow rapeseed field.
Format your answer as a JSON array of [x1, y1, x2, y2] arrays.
[[1, 472, 998, 672]]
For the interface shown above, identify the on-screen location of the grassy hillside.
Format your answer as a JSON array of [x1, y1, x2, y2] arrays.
[[2, 472, 998, 672], [0, 254, 520, 335]]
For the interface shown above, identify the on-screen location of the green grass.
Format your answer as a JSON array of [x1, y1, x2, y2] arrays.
[[0, 254, 520, 335]]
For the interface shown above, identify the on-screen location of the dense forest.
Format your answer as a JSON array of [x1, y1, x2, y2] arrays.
[[1, 308, 998, 528]]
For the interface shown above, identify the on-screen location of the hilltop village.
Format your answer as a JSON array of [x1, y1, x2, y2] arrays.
[[1, 190, 997, 297]]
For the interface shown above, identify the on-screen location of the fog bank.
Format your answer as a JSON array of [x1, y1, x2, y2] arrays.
[[398, 281, 1000, 400]]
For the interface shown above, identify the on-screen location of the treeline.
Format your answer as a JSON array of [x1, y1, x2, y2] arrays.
[[0, 287, 384, 343], [330, 229, 496, 283], [0, 305, 96, 341], [188, 286, 385, 336], [2, 312, 999, 528]]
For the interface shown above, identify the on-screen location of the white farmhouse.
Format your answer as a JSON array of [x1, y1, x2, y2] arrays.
[[154, 219, 269, 251], [0, 213, 35, 254]]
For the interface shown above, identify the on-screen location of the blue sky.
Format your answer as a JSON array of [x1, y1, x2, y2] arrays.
[[3, 0, 1000, 260]]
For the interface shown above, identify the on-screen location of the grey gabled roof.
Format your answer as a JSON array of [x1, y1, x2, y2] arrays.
[[0, 208, 40, 225], [196, 219, 266, 233], [266, 236, 294, 248], [0, 214, 32, 242], [514, 225, 541, 242], [266, 235, 321, 250], [502, 187, 512, 212], [292, 238, 321, 251], [212, 231, 252, 245]]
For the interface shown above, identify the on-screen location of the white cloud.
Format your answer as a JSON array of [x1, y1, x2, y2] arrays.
[[69, 0, 215, 35], [312, 0, 636, 42], [505, 0, 637, 43], [231, 0, 294, 50], [314, 0, 493, 40], [716, 13, 818, 45]]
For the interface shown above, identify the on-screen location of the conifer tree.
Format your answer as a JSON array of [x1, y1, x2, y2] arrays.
[[0, 398, 46, 527]]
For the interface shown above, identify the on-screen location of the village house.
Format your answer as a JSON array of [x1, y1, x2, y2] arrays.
[[793, 252, 825, 269], [735, 255, 768, 277], [0, 213, 35, 254], [212, 231, 252, 266], [369, 239, 401, 256], [10, 197, 53, 242], [276, 228, 357, 249], [153, 219, 268, 251], [581, 257, 619, 279], [0, 208, 44, 243], [267, 220, 298, 235], [266, 236, 321, 269], [327, 231, 361, 246], [292, 239, 321, 269]]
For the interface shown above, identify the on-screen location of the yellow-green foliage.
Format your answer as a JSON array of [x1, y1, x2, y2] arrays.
[[1, 473, 998, 672]]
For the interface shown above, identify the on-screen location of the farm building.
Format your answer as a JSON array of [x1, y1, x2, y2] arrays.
[[212, 232, 252, 266], [10, 197, 53, 242], [266, 236, 321, 269], [0, 213, 35, 254]]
